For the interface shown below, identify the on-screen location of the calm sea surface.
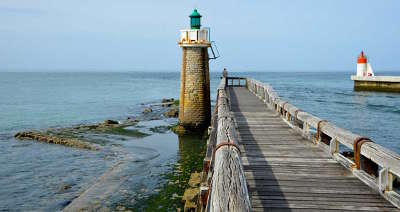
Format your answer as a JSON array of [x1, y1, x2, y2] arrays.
[[0, 71, 399, 210]]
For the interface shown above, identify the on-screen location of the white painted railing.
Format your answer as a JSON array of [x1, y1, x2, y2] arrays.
[[179, 29, 209, 44]]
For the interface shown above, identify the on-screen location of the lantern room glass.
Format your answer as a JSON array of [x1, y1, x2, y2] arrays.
[[189, 9, 202, 30]]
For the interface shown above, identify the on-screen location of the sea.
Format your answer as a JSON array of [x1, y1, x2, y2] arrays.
[[0, 71, 399, 211]]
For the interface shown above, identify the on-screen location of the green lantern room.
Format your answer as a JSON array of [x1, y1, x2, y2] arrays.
[[179, 9, 210, 45], [189, 9, 202, 29]]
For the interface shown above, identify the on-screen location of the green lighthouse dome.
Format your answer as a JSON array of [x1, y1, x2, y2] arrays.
[[189, 9, 202, 29]]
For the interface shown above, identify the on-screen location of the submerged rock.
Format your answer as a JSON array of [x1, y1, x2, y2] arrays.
[[13, 97, 181, 152], [59, 183, 73, 192], [102, 126, 149, 137], [13, 118, 146, 150], [150, 116, 162, 120], [115, 205, 126, 211], [143, 108, 152, 114], [182, 188, 198, 211], [162, 103, 173, 107], [164, 108, 179, 118], [104, 120, 119, 125], [161, 98, 175, 107], [182, 172, 201, 211], [14, 131, 98, 150], [149, 126, 170, 134], [188, 172, 200, 188], [162, 98, 174, 103], [72, 119, 140, 134], [127, 117, 139, 122]]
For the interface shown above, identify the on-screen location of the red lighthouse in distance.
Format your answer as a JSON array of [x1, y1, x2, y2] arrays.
[[357, 51, 367, 64], [351, 52, 400, 92], [356, 51, 374, 77]]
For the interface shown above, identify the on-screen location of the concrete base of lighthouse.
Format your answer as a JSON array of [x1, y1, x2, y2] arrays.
[[177, 43, 211, 134], [351, 75, 400, 92]]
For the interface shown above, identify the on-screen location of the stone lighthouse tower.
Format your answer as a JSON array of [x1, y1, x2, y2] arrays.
[[177, 9, 211, 132]]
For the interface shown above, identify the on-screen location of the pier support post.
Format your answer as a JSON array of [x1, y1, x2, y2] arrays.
[[379, 168, 393, 193]]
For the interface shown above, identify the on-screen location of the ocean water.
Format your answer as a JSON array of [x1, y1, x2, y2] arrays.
[[0, 72, 217, 211], [0, 71, 399, 210]]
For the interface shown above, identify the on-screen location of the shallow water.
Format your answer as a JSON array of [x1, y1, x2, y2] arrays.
[[62, 120, 181, 211], [0, 71, 399, 210], [0, 119, 180, 211]]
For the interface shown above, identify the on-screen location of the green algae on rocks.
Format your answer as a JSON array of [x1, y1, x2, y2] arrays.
[[130, 133, 207, 211], [101, 126, 149, 137], [149, 126, 170, 134]]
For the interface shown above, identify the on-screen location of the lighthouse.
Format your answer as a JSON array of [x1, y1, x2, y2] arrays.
[[177, 9, 212, 132], [356, 51, 374, 77], [351, 51, 400, 92]]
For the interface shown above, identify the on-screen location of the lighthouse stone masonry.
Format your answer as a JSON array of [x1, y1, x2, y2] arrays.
[[177, 9, 211, 133]]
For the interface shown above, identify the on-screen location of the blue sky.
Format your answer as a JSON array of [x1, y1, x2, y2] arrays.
[[0, 0, 399, 72]]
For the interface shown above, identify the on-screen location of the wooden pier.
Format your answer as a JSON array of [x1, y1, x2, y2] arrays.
[[200, 75, 400, 211]]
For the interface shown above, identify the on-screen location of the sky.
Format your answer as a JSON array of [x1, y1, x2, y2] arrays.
[[0, 0, 399, 72]]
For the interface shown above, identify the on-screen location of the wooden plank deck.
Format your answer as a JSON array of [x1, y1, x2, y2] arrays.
[[228, 87, 398, 212]]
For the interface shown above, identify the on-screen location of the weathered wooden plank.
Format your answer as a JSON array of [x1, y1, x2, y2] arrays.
[[237, 130, 299, 135], [252, 208, 339, 212], [238, 135, 308, 140], [251, 192, 382, 199], [240, 146, 316, 151], [237, 125, 291, 129], [252, 200, 397, 211], [241, 157, 338, 165], [247, 186, 379, 195], [239, 144, 318, 149], [242, 152, 332, 158], [246, 180, 372, 188], [245, 175, 364, 183], [243, 165, 353, 171], [250, 199, 396, 207], [242, 161, 344, 167], [239, 138, 311, 143]]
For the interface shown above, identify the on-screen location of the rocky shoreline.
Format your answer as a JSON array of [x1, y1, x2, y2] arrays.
[[8, 97, 209, 211], [14, 131, 99, 150], [14, 98, 180, 150]]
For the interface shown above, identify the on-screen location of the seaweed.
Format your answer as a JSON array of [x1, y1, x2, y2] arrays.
[[130, 133, 207, 211], [149, 126, 170, 134], [100, 126, 150, 138]]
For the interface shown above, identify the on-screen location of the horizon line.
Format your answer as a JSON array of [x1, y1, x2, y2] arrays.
[[1, 69, 399, 73]]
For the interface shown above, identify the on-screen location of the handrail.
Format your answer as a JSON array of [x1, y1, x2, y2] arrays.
[[246, 78, 400, 208], [201, 77, 251, 212], [226, 76, 247, 87], [226, 77, 247, 79]]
